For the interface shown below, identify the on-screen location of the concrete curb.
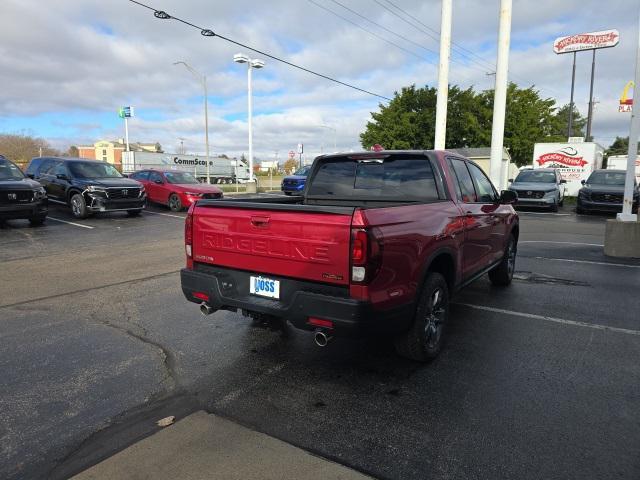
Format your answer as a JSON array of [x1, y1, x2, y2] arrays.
[[72, 411, 372, 480]]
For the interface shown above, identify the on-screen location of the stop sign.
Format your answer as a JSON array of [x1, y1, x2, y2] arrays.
[[288, 150, 296, 159]]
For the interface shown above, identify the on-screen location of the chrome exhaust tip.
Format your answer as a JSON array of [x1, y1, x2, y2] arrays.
[[314, 329, 333, 347], [200, 302, 215, 316]]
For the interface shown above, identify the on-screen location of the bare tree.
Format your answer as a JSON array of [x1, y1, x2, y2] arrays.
[[283, 158, 298, 174], [0, 134, 60, 163]]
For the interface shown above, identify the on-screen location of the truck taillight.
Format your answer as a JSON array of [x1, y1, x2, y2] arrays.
[[185, 210, 193, 258], [350, 228, 381, 284]]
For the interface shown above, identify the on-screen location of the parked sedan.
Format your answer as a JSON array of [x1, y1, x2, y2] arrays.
[[577, 169, 639, 214], [130, 169, 223, 211], [508, 168, 566, 212], [281, 166, 311, 195]]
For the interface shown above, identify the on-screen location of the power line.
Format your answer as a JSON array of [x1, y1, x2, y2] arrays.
[[377, 0, 497, 71], [317, 0, 490, 77], [128, 0, 392, 101], [307, 0, 435, 65], [372, 0, 565, 99], [326, 0, 440, 58]]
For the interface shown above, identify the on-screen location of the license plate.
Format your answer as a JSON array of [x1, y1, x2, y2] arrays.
[[250, 276, 280, 299]]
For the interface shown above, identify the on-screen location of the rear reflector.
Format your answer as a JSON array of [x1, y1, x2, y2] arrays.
[[308, 317, 334, 329], [193, 291, 209, 302]]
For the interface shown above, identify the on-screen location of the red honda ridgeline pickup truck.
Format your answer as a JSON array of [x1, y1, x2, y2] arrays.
[[181, 150, 519, 361]]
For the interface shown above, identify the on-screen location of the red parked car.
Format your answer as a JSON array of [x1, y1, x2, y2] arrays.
[[129, 169, 223, 211], [181, 150, 519, 361]]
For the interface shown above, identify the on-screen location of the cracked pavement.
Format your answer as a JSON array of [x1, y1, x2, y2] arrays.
[[1, 203, 639, 480]]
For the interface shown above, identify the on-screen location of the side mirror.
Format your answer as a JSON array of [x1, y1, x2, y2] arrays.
[[508, 178, 514, 183], [581, 179, 586, 185], [500, 190, 518, 205], [27, 174, 34, 179], [56, 174, 69, 181], [560, 179, 567, 184], [154, 179, 163, 185]]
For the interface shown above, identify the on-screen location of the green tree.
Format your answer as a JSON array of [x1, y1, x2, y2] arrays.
[[550, 104, 587, 140], [67, 145, 79, 157], [605, 136, 638, 157], [360, 85, 438, 150], [361, 83, 578, 167], [479, 84, 562, 166]]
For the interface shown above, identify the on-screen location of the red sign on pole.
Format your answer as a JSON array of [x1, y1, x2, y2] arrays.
[[553, 30, 619, 54], [288, 150, 295, 159]]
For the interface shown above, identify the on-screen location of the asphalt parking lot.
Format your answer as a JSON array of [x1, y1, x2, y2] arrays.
[[1, 200, 639, 480]]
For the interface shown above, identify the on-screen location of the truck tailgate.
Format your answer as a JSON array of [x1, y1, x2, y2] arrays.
[[191, 203, 354, 286]]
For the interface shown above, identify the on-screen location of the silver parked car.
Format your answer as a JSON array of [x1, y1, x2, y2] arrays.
[[508, 168, 566, 212]]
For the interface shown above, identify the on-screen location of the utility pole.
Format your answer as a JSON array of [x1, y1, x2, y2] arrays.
[[173, 62, 211, 183], [434, 0, 452, 150], [489, 0, 512, 189], [585, 49, 597, 141]]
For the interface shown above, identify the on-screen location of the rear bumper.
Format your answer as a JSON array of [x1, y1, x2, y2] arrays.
[[0, 200, 48, 220], [180, 266, 413, 336]]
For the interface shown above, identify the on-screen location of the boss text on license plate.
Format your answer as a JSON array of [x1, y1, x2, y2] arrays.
[[250, 276, 280, 299]]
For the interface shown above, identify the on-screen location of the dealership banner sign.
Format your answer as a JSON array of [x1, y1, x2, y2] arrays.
[[536, 152, 587, 168], [553, 30, 619, 54]]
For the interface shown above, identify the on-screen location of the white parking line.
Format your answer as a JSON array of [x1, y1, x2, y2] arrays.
[[518, 212, 571, 216], [530, 256, 640, 269], [455, 303, 640, 337], [520, 241, 604, 247], [47, 217, 94, 229], [144, 210, 185, 219]]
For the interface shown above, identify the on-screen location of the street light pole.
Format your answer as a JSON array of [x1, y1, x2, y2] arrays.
[[317, 125, 337, 152], [247, 62, 254, 182], [234, 53, 265, 185], [174, 61, 211, 184]]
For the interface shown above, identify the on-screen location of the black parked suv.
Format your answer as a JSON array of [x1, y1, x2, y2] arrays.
[[0, 155, 48, 225], [26, 157, 146, 219], [577, 169, 639, 214]]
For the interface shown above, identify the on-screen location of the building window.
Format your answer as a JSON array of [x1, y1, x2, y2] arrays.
[[102, 149, 107, 155], [103, 156, 107, 161]]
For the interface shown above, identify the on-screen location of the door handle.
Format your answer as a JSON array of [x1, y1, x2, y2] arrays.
[[251, 216, 270, 227]]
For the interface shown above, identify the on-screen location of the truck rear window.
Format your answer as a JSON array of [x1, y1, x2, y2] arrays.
[[307, 157, 439, 200]]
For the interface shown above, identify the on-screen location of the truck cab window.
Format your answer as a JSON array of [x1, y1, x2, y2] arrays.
[[308, 156, 439, 201], [467, 162, 498, 203], [449, 159, 477, 203]]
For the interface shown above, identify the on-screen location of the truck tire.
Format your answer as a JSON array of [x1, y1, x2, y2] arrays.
[[550, 201, 559, 213], [488, 234, 516, 286], [394, 272, 449, 362], [70, 193, 89, 219], [168, 193, 183, 212]]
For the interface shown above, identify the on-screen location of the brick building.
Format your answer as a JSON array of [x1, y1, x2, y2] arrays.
[[77, 140, 159, 170]]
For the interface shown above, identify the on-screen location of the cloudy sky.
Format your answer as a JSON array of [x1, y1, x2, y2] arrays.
[[0, 0, 637, 162]]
